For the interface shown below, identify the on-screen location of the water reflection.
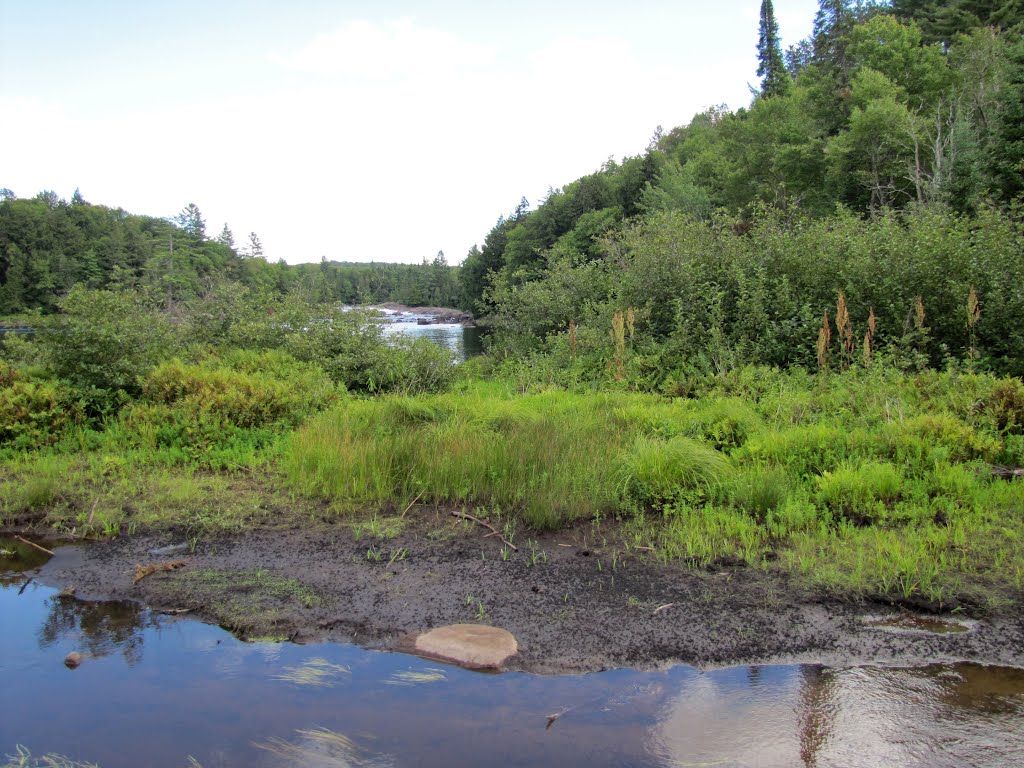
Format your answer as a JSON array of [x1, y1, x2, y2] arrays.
[[651, 663, 1024, 767], [2, 564, 1024, 768], [0, 536, 52, 586], [38, 595, 156, 666]]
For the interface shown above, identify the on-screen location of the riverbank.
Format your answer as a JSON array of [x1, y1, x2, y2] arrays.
[[19, 512, 1024, 674], [5, 365, 1024, 673]]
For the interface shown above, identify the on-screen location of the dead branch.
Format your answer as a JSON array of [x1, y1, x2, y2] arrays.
[[991, 465, 1024, 481], [400, 490, 425, 518], [450, 510, 518, 551], [15, 535, 54, 556]]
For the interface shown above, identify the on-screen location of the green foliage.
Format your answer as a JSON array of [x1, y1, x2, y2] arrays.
[[0, 374, 80, 448], [816, 461, 905, 525], [283, 307, 455, 395], [141, 352, 338, 428], [616, 436, 731, 508], [725, 464, 792, 521], [484, 205, 1024, 380], [39, 286, 176, 401], [985, 378, 1024, 434], [119, 351, 339, 467]]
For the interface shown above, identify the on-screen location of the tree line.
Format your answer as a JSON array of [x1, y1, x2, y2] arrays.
[[455, 0, 1024, 381], [0, 191, 461, 315]]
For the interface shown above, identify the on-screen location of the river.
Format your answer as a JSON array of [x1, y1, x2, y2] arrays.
[[372, 306, 484, 362]]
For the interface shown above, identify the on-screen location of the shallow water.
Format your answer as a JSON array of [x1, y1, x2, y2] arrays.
[[3, 540, 1024, 768]]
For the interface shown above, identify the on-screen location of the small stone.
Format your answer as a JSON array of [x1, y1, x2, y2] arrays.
[[64, 651, 82, 669], [414, 624, 518, 670]]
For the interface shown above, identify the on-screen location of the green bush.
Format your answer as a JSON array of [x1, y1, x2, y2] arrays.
[[985, 378, 1024, 434], [141, 353, 337, 428], [0, 370, 80, 448], [39, 286, 176, 398]]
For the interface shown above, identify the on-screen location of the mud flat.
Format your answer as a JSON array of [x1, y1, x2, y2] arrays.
[[18, 511, 1023, 675]]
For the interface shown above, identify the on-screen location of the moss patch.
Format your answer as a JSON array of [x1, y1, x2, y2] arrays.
[[151, 567, 321, 640]]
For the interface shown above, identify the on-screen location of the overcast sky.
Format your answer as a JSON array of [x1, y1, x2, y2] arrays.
[[0, 0, 819, 264]]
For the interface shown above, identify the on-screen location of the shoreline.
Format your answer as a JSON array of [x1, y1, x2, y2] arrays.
[[17, 513, 1024, 675]]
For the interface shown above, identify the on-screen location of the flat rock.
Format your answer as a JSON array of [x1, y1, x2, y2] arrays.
[[414, 624, 518, 670]]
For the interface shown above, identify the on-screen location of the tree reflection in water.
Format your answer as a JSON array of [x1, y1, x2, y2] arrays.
[[38, 595, 159, 666]]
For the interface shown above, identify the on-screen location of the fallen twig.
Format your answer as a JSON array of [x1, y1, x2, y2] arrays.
[[653, 603, 675, 615], [451, 510, 518, 551], [991, 465, 1024, 481], [86, 498, 98, 526], [18, 577, 33, 595], [400, 490, 425, 518], [133, 559, 189, 585], [15, 535, 53, 556]]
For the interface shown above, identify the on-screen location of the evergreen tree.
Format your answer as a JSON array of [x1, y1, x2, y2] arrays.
[[175, 203, 206, 239], [217, 223, 235, 248], [247, 232, 264, 259], [758, 0, 790, 96], [813, 0, 858, 83], [989, 38, 1024, 202]]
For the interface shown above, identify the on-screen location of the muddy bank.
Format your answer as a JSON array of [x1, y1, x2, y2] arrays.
[[26, 513, 1024, 674]]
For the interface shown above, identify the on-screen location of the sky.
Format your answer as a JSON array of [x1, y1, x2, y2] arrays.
[[0, 0, 820, 265]]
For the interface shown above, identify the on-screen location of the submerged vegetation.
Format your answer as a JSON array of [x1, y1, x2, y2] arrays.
[[3, 0, 1024, 614]]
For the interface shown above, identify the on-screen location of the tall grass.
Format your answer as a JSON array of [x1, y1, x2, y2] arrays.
[[285, 389, 646, 528]]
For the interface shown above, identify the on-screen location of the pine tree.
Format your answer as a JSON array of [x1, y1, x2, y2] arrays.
[[813, 0, 857, 83], [247, 232, 264, 259], [757, 0, 790, 96], [217, 223, 235, 248]]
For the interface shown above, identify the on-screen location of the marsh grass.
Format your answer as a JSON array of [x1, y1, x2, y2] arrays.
[[254, 728, 382, 768], [272, 658, 351, 687], [5, 360, 1024, 604], [2, 748, 99, 768], [385, 668, 447, 685]]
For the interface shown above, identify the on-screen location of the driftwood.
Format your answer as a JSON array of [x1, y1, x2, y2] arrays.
[[450, 510, 518, 551], [14, 535, 53, 556], [991, 465, 1024, 481], [133, 559, 189, 585]]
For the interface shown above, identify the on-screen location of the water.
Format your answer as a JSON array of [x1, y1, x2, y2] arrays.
[[373, 306, 484, 362], [3, 541, 1024, 768]]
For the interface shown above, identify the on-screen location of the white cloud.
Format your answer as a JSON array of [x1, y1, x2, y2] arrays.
[[2, 7, 802, 266], [271, 17, 496, 81]]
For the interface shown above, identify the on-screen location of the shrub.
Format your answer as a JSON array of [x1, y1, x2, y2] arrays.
[[0, 376, 80, 448], [727, 464, 791, 521], [985, 378, 1024, 434], [139, 353, 338, 429], [39, 286, 176, 397]]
